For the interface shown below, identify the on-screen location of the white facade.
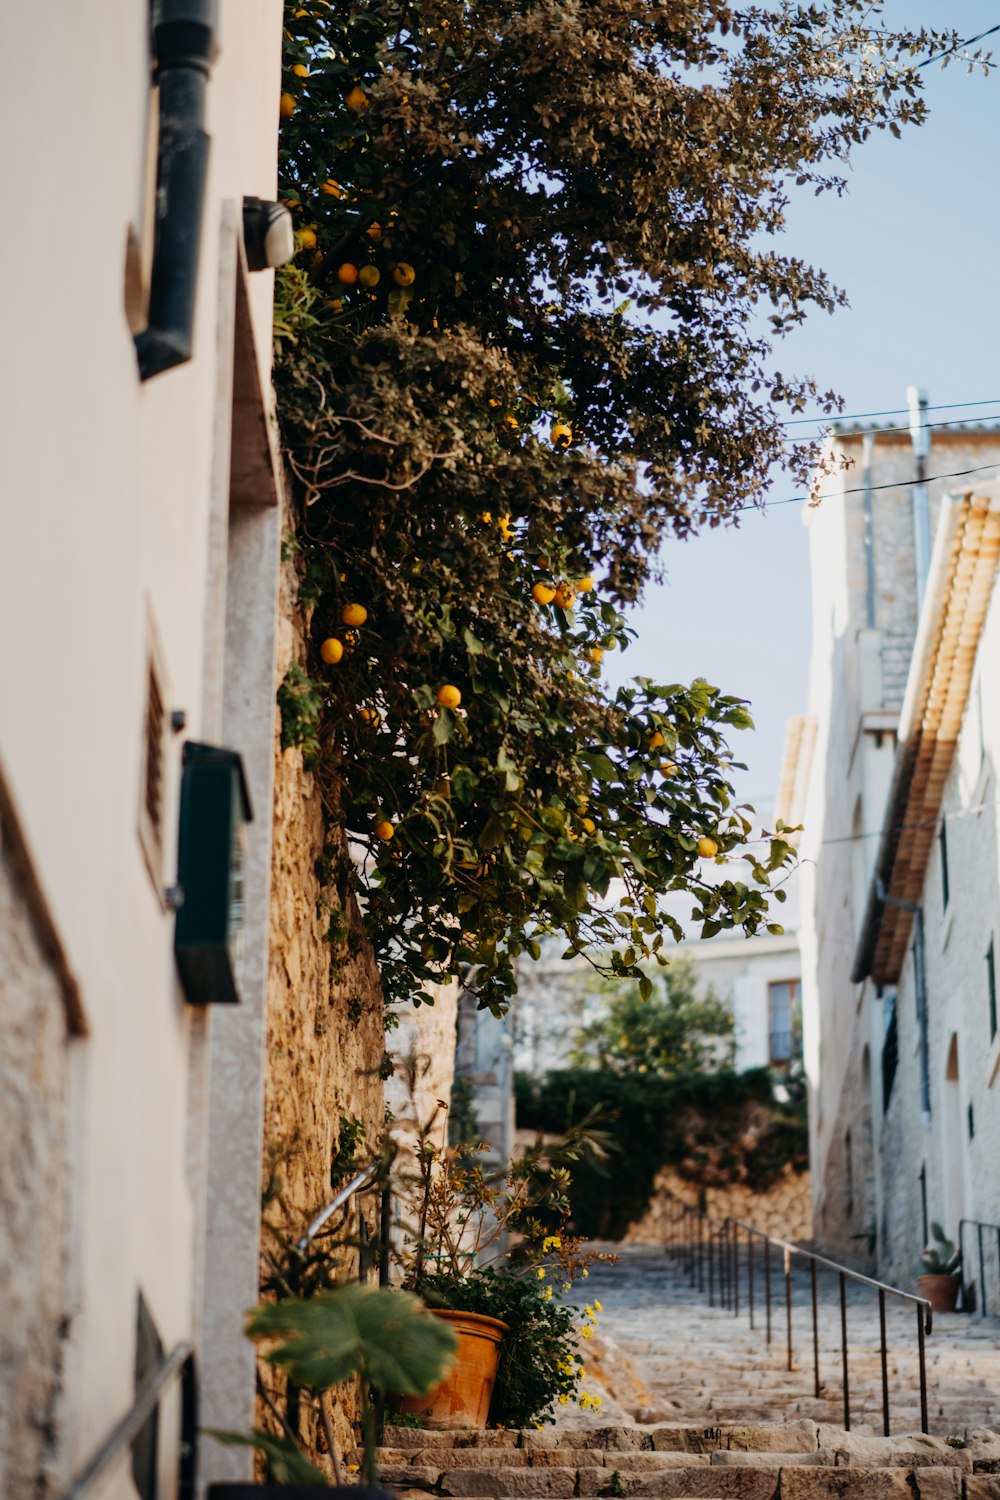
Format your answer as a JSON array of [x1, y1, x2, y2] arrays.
[[0, 5, 284, 1495], [797, 423, 1000, 1285], [511, 874, 802, 1081]]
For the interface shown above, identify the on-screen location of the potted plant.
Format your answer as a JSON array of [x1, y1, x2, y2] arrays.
[[917, 1222, 962, 1312], [392, 1103, 615, 1429], [207, 1280, 458, 1495]]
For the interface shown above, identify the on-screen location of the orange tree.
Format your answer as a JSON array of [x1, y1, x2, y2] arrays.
[[274, 1, 967, 1015]]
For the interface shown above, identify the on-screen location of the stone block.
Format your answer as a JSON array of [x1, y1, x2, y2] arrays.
[[710, 1453, 833, 1469], [650, 1424, 818, 1456], [967, 1480, 1000, 1500], [377, 1465, 440, 1490], [779, 1467, 940, 1500], [439, 1466, 578, 1497], [815, 1429, 970, 1469], [630, 1468, 782, 1500], [423, 1450, 528, 1469]]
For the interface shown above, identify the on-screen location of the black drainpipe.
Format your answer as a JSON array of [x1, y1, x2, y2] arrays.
[[135, 1, 219, 381]]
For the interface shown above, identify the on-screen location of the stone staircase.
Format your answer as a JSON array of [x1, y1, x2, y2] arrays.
[[370, 1419, 1000, 1500]]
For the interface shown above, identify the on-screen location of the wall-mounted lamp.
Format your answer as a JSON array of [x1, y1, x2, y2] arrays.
[[242, 197, 295, 272], [173, 741, 252, 1005]]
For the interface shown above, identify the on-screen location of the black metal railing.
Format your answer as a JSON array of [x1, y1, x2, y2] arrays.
[[664, 1195, 932, 1436], [59, 1342, 197, 1500], [958, 1218, 1000, 1317]]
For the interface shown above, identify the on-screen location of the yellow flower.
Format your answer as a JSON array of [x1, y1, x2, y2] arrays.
[[582, 1268, 589, 1278], [346, 1465, 360, 1473], [593, 1299, 603, 1312], [558, 1395, 570, 1405], [536, 1266, 546, 1279], [542, 1234, 562, 1251], [584, 1304, 593, 1318], [581, 1324, 594, 1339], [542, 1285, 553, 1300]]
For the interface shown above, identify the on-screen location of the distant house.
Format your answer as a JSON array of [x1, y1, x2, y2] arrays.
[[795, 413, 1000, 1289]]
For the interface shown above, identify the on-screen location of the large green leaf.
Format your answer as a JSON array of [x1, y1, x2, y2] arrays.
[[246, 1284, 458, 1395], [206, 1429, 328, 1485]]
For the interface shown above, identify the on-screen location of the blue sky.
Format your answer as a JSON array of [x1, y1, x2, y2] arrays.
[[604, 3, 1000, 811]]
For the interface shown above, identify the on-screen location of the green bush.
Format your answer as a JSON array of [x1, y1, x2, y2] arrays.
[[515, 1068, 808, 1239]]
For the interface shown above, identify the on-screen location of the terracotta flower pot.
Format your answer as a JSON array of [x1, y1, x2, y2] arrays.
[[393, 1308, 508, 1429], [917, 1273, 961, 1313]]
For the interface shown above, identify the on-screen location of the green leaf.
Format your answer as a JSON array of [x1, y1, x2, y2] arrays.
[[638, 974, 654, 1002], [478, 813, 506, 850], [206, 1429, 328, 1485], [246, 1284, 458, 1395], [433, 710, 455, 745]]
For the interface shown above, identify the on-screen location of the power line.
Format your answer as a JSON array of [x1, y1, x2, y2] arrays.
[[918, 22, 1000, 69], [811, 796, 998, 850], [787, 412, 1000, 446], [782, 398, 1000, 428], [743, 461, 1000, 514]]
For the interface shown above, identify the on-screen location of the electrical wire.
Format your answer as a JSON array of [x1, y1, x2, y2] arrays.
[[918, 22, 1000, 69], [786, 412, 1000, 445], [741, 462, 1000, 514], [782, 398, 1000, 428], [809, 796, 998, 850]]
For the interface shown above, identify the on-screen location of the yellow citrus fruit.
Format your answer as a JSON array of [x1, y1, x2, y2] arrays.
[[697, 835, 720, 858], [479, 511, 493, 523], [345, 85, 368, 113], [319, 637, 344, 664], [359, 265, 381, 288], [359, 707, 381, 728], [660, 761, 678, 777], [292, 63, 310, 78], [585, 646, 604, 664], [393, 262, 416, 286], [325, 297, 345, 313], [581, 817, 596, 835], [279, 92, 297, 118], [648, 731, 666, 750], [554, 583, 576, 609], [436, 684, 462, 710], [321, 178, 342, 197], [551, 420, 573, 448], [532, 582, 556, 606], [337, 263, 359, 285], [498, 515, 515, 541], [375, 819, 395, 842], [298, 226, 318, 250], [341, 603, 368, 626], [503, 415, 519, 430], [366, 222, 382, 241], [577, 575, 596, 592]]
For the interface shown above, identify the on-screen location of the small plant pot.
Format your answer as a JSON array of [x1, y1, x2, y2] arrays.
[[917, 1273, 961, 1313], [392, 1309, 508, 1429]]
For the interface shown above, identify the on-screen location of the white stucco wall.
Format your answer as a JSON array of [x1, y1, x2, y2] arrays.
[[798, 432, 1000, 1273], [0, 5, 283, 1493]]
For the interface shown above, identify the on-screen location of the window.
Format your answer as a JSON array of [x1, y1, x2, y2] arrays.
[[882, 991, 898, 1111], [132, 1291, 163, 1500], [939, 820, 950, 910], [138, 628, 169, 895], [768, 979, 800, 1066], [988, 938, 997, 1042]]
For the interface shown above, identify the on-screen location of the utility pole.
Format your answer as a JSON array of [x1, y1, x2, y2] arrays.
[[908, 385, 931, 606]]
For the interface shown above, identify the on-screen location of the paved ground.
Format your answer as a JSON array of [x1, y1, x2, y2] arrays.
[[564, 1245, 1000, 1439]]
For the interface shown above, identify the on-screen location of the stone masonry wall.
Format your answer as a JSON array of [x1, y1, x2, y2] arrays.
[[0, 835, 72, 1497], [258, 539, 388, 1464], [625, 1165, 813, 1245]]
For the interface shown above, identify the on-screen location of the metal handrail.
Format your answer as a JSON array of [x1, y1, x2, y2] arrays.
[[297, 1159, 383, 1253], [60, 1341, 196, 1500], [296, 1146, 395, 1293], [664, 1195, 933, 1436], [958, 1218, 1000, 1316]]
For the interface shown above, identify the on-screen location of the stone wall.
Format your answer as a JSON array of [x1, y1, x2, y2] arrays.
[[624, 1165, 813, 1245], [0, 812, 74, 1497], [257, 548, 389, 1465]]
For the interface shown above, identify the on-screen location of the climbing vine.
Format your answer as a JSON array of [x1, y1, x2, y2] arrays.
[[273, 1, 963, 1014]]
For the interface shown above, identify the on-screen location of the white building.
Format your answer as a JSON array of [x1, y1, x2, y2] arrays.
[[796, 411, 1000, 1286], [0, 4, 287, 1494], [511, 861, 803, 1082]]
